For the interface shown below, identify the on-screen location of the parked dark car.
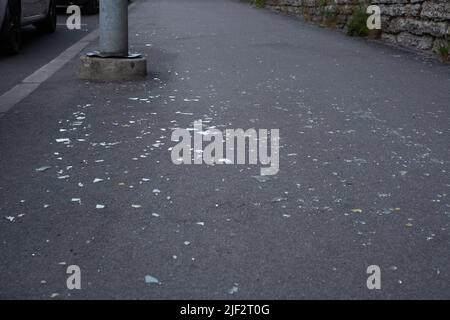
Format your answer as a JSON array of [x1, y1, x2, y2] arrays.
[[0, 0, 57, 54], [56, 0, 98, 14]]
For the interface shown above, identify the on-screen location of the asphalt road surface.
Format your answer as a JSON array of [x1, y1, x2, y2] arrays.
[[0, 0, 449, 299]]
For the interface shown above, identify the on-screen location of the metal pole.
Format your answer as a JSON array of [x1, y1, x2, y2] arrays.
[[99, 0, 128, 57]]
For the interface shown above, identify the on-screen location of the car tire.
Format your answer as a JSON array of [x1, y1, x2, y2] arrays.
[[83, 0, 99, 15], [0, 0, 21, 55], [35, 0, 57, 34]]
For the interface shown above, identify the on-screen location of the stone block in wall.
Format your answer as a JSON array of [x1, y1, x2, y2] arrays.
[[420, 20, 448, 37], [421, 1, 450, 21], [303, 0, 316, 8], [381, 32, 398, 46], [387, 18, 448, 37], [338, 5, 355, 15], [379, 4, 405, 17], [372, 0, 409, 4], [396, 32, 434, 50], [378, 4, 422, 17]]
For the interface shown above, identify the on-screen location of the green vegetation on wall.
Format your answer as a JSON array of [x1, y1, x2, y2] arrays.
[[347, 6, 369, 37], [436, 37, 450, 62], [322, 7, 339, 28], [253, 0, 266, 9]]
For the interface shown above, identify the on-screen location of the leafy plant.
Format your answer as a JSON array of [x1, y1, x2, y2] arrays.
[[436, 38, 450, 62], [253, 0, 266, 8], [347, 6, 369, 37], [322, 7, 339, 27]]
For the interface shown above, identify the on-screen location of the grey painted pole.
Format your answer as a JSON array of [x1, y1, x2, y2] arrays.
[[80, 0, 147, 81], [99, 0, 128, 57]]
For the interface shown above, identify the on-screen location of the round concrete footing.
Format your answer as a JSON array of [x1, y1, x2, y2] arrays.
[[79, 55, 147, 81]]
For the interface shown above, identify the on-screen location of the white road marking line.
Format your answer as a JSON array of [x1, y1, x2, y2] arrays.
[[0, 83, 41, 114]]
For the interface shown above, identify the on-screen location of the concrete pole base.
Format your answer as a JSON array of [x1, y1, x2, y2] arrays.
[[79, 55, 147, 81]]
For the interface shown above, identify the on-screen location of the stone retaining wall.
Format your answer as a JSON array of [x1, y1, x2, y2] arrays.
[[264, 0, 450, 52]]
